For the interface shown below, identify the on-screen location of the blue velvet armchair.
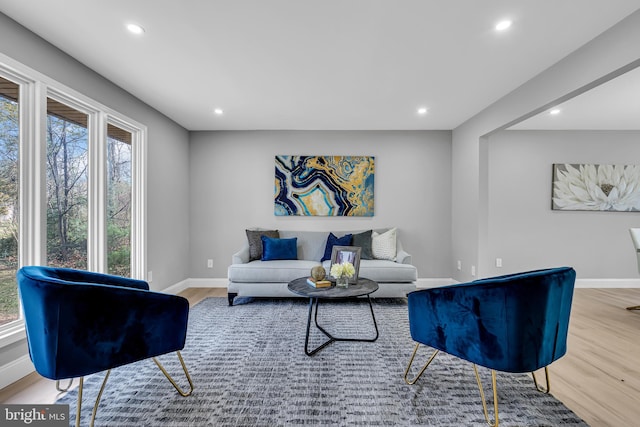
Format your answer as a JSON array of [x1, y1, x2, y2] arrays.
[[404, 266, 576, 427], [17, 266, 194, 427]]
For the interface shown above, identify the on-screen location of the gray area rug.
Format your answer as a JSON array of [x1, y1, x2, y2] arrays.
[[57, 297, 587, 426]]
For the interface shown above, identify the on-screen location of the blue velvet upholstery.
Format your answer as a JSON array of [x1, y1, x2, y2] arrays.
[[408, 267, 576, 373], [17, 266, 190, 380]]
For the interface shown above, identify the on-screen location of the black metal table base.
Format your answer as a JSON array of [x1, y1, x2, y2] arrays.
[[304, 296, 379, 356]]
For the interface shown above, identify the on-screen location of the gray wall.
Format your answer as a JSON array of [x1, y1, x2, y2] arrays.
[[189, 130, 452, 279], [485, 130, 640, 279], [452, 10, 640, 281], [0, 12, 191, 291], [0, 14, 190, 369]]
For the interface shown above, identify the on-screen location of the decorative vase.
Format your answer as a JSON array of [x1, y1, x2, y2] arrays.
[[311, 265, 326, 281], [336, 276, 349, 288]]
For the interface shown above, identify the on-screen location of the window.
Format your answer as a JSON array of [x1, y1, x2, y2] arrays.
[[46, 97, 89, 269], [0, 76, 19, 327], [0, 56, 146, 344], [107, 124, 132, 276]]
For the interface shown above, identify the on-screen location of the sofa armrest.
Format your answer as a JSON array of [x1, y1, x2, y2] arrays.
[[395, 239, 411, 264], [232, 245, 250, 264], [396, 249, 412, 265]]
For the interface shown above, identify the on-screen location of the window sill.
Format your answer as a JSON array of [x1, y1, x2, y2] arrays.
[[0, 321, 26, 348]]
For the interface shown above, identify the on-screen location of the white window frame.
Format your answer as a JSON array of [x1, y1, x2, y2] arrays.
[[0, 53, 147, 349]]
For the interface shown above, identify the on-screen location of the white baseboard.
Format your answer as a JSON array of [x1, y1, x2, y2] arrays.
[[179, 277, 458, 292], [172, 277, 640, 293], [176, 277, 458, 291], [163, 278, 228, 295], [414, 277, 640, 289], [0, 354, 34, 390], [162, 279, 191, 295], [575, 278, 640, 288], [416, 278, 457, 288]]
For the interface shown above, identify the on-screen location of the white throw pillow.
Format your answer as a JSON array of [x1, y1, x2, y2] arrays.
[[372, 228, 397, 261]]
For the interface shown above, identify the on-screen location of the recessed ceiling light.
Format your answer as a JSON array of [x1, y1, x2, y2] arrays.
[[126, 23, 145, 35], [495, 20, 512, 31], [417, 107, 428, 115], [213, 108, 224, 115], [549, 108, 561, 115]]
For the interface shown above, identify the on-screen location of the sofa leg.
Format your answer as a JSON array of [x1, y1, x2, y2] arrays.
[[228, 293, 237, 306]]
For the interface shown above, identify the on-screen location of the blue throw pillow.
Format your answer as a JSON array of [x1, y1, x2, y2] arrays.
[[261, 236, 298, 261], [321, 232, 352, 262]]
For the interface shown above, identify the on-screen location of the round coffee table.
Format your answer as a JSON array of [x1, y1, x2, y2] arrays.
[[288, 277, 379, 356]]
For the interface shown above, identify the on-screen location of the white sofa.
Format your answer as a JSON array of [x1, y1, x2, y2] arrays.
[[227, 229, 417, 305]]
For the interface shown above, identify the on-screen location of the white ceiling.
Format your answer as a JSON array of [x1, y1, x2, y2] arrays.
[[0, 0, 638, 131], [511, 65, 640, 130]]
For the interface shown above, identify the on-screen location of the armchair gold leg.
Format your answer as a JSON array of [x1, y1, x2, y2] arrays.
[[403, 343, 439, 385], [531, 366, 551, 393], [70, 352, 191, 427], [626, 305, 640, 310], [473, 365, 499, 427], [55, 378, 73, 392], [75, 369, 111, 427], [75, 377, 83, 427], [152, 351, 194, 397]]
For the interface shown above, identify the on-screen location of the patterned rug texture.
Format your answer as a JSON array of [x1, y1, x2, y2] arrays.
[[56, 297, 587, 426]]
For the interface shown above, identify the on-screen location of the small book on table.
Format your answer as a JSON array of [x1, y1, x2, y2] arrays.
[[307, 277, 332, 288]]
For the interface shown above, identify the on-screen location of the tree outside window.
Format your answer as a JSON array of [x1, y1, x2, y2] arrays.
[[46, 99, 88, 269], [0, 78, 19, 326], [107, 125, 132, 277]]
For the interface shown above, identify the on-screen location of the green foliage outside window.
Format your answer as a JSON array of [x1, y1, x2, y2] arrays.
[[46, 114, 89, 270], [0, 96, 19, 326]]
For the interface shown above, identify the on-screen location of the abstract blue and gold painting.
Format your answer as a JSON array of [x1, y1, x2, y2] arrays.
[[275, 155, 375, 216]]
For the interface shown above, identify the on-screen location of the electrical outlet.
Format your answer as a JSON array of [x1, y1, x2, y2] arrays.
[[471, 265, 476, 277], [207, 259, 213, 268], [457, 260, 462, 270], [148, 271, 153, 282], [496, 258, 503, 268]]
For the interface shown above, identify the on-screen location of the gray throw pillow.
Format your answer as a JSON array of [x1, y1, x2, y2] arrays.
[[352, 230, 373, 260], [246, 229, 279, 261]]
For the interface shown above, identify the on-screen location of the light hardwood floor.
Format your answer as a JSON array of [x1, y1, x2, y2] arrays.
[[1, 287, 639, 426]]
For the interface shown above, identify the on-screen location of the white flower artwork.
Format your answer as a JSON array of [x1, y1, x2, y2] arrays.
[[552, 164, 640, 211]]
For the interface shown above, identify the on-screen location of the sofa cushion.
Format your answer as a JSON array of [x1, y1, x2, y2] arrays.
[[246, 229, 279, 261], [352, 230, 373, 260], [261, 236, 297, 261], [228, 260, 320, 283], [277, 231, 326, 261], [321, 232, 352, 262], [321, 259, 417, 282], [359, 259, 417, 282], [372, 227, 397, 261]]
